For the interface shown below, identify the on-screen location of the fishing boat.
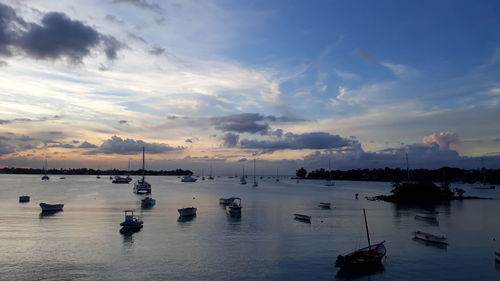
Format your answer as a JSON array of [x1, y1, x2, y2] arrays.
[[336, 209, 386, 271], [252, 159, 258, 187], [413, 231, 448, 245], [325, 159, 335, 186], [19, 195, 30, 203], [415, 210, 438, 220], [226, 197, 242, 213], [178, 207, 197, 217], [120, 210, 143, 230], [319, 202, 331, 209], [133, 147, 151, 194], [495, 252, 500, 263], [294, 213, 311, 222], [40, 202, 64, 212], [141, 195, 156, 207], [181, 175, 197, 182]]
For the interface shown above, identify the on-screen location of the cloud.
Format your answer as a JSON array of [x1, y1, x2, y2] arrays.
[[422, 132, 460, 150], [221, 133, 239, 148], [0, 140, 15, 155], [111, 0, 165, 23], [48, 143, 75, 148], [0, 3, 125, 63], [118, 120, 128, 124], [240, 132, 355, 152], [78, 141, 98, 148], [352, 48, 416, 78], [211, 113, 306, 135], [85, 136, 184, 154], [148, 46, 165, 55]]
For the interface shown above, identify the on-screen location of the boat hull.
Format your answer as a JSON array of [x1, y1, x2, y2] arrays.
[[178, 207, 197, 217], [19, 196, 30, 203], [413, 231, 448, 245], [294, 213, 311, 222], [40, 203, 64, 212], [336, 242, 386, 271]]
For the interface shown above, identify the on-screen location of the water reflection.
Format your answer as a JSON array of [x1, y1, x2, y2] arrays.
[[39, 210, 62, 218], [414, 215, 439, 226], [335, 264, 385, 280], [120, 227, 141, 245], [177, 215, 196, 223], [412, 238, 447, 251]]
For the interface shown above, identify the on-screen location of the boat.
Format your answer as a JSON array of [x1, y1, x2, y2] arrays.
[[178, 207, 197, 217], [120, 210, 143, 230], [413, 231, 448, 245], [276, 168, 279, 182], [336, 209, 386, 271], [415, 210, 438, 220], [472, 159, 495, 189], [365, 196, 378, 201], [19, 195, 30, 203], [208, 163, 214, 180], [40, 202, 64, 212], [325, 159, 335, 186], [294, 213, 311, 222], [113, 175, 132, 184], [495, 252, 500, 263], [141, 195, 156, 207], [226, 197, 242, 213], [181, 175, 197, 182], [239, 166, 247, 185], [219, 197, 237, 205], [319, 202, 331, 209], [252, 159, 258, 187], [133, 147, 151, 194], [41, 155, 50, 180]]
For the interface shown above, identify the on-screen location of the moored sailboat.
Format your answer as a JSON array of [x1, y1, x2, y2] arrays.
[[133, 147, 151, 194]]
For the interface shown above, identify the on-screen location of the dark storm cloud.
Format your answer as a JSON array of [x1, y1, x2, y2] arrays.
[[211, 113, 305, 135], [0, 3, 125, 63], [85, 136, 184, 155], [221, 133, 240, 148], [240, 132, 354, 152]]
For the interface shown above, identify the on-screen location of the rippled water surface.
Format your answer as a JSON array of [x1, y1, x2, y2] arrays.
[[1, 175, 499, 280]]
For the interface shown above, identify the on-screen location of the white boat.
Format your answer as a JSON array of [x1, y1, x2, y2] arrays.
[[141, 195, 156, 207], [19, 195, 30, 203], [120, 210, 143, 230], [413, 231, 448, 245], [415, 210, 438, 220], [133, 147, 151, 194], [40, 202, 64, 212], [226, 198, 242, 213], [113, 175, 132, 184], [294, 213, 311, 222], [319, 202, 331, 209], [252, 159, 258, 187], [178, 207, 197, 217], [181, 175, 197, 182]]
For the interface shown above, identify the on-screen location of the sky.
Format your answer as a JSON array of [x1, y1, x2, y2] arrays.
[[0, 0, 499, 174]]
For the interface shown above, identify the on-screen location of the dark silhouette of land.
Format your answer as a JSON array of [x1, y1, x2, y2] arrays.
[[0, 167, 193, 176]]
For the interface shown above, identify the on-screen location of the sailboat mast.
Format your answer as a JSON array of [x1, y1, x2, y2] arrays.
[[142, 147, 145, 181], [253, 159, 256, 182], [363, 208, 372, 251], [406, 153, 410, 182]]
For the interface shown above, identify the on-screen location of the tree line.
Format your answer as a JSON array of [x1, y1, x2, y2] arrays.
[[296, 167, 500, 184], [0, 167, 193, 176]]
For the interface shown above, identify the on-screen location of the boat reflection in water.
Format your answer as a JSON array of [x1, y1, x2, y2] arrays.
[[177, 215, 197, 223]]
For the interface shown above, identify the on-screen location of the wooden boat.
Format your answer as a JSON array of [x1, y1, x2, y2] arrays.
[[319, 202, 331, 209], [19, 195, 30, 203], [415, 210, 438, 220], [413, 231, 448, 245], [120, 210, 143, 230], [178, 207, 197, 217], [294, 213, 311, 222], [336, 209, 386, 271], [40, 203, 64, 212]]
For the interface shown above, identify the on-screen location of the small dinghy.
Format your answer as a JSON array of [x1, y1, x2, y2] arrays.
[[226, 198, 242, 213], [141, 195, 156, 208], [120, 210, 143, 230], [319, 202, 331, 209], [40, 202, 64, 212], [415, 210, 438, 220], [294, 213, 311, 222], [19, 195, 30, 203], [413, 231, 448, 245], [178, 207, 197, 217]]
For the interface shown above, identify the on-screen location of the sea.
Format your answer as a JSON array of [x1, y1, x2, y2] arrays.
[[0, 174, 499, 281]]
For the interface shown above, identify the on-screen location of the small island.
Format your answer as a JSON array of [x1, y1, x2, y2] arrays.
[[375, 181, 491, 204]]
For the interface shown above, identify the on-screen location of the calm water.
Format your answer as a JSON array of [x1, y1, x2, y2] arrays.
[[0, 175, 499, 281]]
